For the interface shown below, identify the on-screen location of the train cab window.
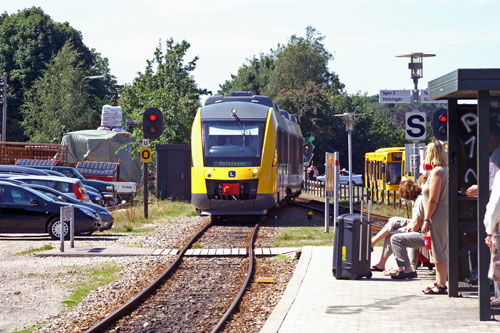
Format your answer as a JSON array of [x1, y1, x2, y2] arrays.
[[202, 120, 266, 167]]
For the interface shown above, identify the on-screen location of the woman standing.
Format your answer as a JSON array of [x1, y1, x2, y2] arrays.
[[421, 141, 449, 294]]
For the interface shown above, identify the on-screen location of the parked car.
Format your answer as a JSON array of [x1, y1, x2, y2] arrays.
[[25, 168, 104, 205], [0, 181, 101, 239], [26, 166, 117, 206], [24, 184, 113, 233], [7, 175, 90, 201], [0, 165, 50, 176], [317, 169, 363, 185]]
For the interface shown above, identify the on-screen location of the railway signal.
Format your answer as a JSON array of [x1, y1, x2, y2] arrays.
[[432, 108, 448, 141], [143, 107, 163, 139]]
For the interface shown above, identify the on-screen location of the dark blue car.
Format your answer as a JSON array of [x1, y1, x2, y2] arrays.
[[0, 181, 101, 239], [24, 183, 113, 233]]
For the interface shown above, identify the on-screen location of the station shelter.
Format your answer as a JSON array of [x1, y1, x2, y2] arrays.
[[429, 68, 500, 320]]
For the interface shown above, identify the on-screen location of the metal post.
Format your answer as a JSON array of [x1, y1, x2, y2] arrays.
[[1, 73, 7, 142], [477, 91, 491, 321], [333, 152, 339, 232], [70, 206, 74, 248], [60, 215, 64, 253], [144, 162, 148, 219], [324, 197, 330, 233], [348, 131, 353, 214]]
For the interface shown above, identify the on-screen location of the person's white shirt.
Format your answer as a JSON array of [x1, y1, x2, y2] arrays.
[[484, 170, 500, 235]]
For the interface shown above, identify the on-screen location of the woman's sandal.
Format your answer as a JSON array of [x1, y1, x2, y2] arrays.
[[370, 265, 384, 272], [423, 284, 447, 295]]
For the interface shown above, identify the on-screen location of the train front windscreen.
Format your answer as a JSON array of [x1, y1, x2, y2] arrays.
[[202, 120, 266, 167]]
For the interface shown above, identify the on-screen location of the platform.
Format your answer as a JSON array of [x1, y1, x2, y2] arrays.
[[262, 246, 500, 332]]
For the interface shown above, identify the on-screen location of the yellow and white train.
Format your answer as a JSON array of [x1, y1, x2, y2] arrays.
[[191, 92, 303, 218]]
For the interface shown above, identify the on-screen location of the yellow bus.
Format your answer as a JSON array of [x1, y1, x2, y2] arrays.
[[364, 147, 405, 194]]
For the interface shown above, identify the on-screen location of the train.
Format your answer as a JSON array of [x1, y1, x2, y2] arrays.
[[191, 92, 303, 219]]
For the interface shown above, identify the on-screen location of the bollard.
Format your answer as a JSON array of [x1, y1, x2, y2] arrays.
[[307, 210, 313, 221]]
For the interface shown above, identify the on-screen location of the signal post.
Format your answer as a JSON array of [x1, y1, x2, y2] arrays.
[[142, 107, 163, 218]]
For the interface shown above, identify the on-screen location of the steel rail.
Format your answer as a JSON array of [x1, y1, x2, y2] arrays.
[[86, 221, 213, 333], [211, 221, 260, 333], [291, 201, 388, 232]]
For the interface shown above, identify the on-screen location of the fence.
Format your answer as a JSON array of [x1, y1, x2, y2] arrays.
[[0, 142, 68, 165], [303, 180, 404, 206]]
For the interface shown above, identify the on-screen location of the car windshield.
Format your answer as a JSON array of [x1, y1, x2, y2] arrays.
[[202, 120, 266, 167]]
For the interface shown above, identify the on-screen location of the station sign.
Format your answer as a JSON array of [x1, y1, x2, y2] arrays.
[[405, 111, 427, 141], [419, 89, 448, 104], [379, 90, 411, 103]]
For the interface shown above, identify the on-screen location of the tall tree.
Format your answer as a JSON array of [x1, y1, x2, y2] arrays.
[[0, 7, 117, 141], [120, 38, 208, 146], [218, 53, 275, 96], [267, 26, 344, 98], [21, 42, 93, 142]]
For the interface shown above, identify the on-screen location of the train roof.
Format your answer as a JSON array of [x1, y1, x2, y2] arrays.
[[204, 94, 278, 110]]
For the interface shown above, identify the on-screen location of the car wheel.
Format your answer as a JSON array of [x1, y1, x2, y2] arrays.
[[48, 218, 69, 240], [106, 197, 119, 206]]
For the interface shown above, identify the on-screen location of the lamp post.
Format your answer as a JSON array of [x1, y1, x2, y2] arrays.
[[79, 75, 104, 95], [396, 52, 435, 180], [335, 112, 360, 214]]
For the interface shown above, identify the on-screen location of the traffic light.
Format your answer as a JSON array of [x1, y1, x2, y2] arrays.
[[143, 107, 163, 139], [304, 143, 313, 155], [432, 108, 447, 141]]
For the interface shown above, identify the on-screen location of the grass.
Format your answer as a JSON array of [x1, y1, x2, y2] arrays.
[[61, 263, 121, 308], [110, 199, 196, 234], [12, 244, 54, 256], [274, 226, 334, 247], [12, 321, 49, 333]]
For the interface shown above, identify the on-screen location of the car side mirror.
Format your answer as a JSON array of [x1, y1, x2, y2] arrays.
[[31, 199, 41, 206]]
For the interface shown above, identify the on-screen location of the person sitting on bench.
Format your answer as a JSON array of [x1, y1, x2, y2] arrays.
[[370, 177, 425, 273]]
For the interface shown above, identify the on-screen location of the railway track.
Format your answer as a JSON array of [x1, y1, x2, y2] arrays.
[[86, 219, 261, 332], [291, 199, 390, 232]]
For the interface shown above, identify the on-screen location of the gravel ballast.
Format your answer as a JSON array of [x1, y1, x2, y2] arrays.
[[1, 214, 298, 332]]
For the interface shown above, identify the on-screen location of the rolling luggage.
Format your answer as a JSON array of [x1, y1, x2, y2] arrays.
[[332, 201, 372, 280]]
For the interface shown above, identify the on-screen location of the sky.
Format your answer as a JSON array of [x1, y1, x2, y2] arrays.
[[3, 0, 500, 97]]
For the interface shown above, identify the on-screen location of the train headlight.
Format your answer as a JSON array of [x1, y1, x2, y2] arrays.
[[207, 169, 212, 178], [252, 168, 258, 178]]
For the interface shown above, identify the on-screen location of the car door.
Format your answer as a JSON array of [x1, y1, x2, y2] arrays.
[[0, 185, 47, 233]]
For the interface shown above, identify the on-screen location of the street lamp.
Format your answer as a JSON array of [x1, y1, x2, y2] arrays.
[[335, 112, 361, 214], [79, 75, 104, 95]]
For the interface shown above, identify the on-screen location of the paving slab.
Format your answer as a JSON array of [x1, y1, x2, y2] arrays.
[[37, 247, 154, 257], [262, 246, 500, 333]]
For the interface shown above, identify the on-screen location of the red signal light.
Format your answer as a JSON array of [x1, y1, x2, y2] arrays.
[[439, 114, 447, 123], [149, 114, 157, 121]]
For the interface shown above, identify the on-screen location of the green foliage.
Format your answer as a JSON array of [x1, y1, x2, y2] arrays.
[[21, 42, 94, 142], [218, 53, 276, 95], [267, 26, 344, 98], [0, 7, 118, 141], [120, 38, 208, 151]]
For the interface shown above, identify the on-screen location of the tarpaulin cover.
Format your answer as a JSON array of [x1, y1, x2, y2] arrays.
[[61, 129, 141, 182]]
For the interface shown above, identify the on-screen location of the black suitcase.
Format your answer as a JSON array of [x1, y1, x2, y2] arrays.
[[332, 208, 372, 280]]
